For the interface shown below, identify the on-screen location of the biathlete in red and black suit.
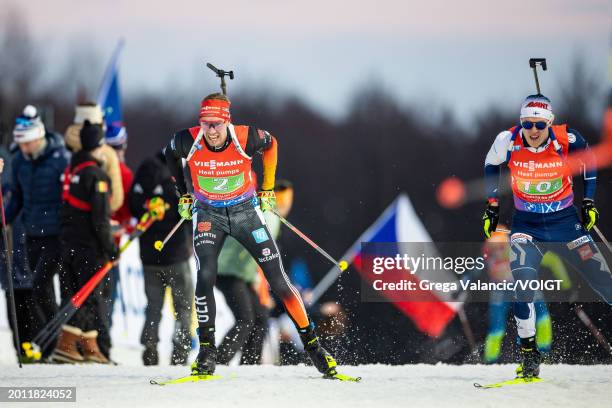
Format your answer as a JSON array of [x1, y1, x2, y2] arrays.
[[164, 93, 338, 377]]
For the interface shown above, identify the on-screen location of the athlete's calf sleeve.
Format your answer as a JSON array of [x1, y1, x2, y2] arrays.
[[514, 302, 536, 338]]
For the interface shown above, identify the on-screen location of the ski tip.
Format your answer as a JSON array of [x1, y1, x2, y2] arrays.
[[149, 379, 162, 386]]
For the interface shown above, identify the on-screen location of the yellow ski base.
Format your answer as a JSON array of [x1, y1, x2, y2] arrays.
[[474, 377, 543, 389]]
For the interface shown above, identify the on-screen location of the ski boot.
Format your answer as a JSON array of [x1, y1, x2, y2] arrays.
[[516, 336, 541, 379], [171, 330, 191, 365], [298, 323, 337, 376], [171, 345, 190, 366], [190, 342, 217, 375], [143, 345, 159, 366]]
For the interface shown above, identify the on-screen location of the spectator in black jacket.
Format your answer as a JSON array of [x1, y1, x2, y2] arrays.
[[4, 105, 70, 359], [52, 121, 118, 364], [128, 151, 193, 366]]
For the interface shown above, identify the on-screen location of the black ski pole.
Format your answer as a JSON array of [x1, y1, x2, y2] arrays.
[[0, 175, 22, 367]]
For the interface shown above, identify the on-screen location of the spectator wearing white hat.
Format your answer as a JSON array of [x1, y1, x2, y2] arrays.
[[4, 105, 70, 359]]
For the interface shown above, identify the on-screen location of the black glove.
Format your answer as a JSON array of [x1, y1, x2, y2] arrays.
[[482, 202, 499, 239], [581, 199, 599, 231]]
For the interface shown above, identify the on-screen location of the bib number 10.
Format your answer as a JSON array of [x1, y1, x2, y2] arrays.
[[520, 179, 562, 195]]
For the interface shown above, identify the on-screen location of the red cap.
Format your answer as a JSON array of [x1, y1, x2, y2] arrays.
[[199, 98, 231, 122]]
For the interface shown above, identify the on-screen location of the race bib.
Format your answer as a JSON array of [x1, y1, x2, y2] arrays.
[[198, 173, 245, 194]]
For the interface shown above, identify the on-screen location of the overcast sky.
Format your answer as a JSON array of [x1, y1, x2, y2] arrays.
[[2, 0, 611, 122]]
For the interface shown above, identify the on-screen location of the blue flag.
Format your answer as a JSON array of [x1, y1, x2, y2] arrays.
[[97, 39, 126, 147]]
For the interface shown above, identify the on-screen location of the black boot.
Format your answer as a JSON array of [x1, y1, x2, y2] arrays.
[[298, 323, 337, 376], [191, 342, 217, 375], [171, 346, 190, 366], [142, 345, 158, 366], [516, 336, 541, 378], [171, 330, 191, 366]]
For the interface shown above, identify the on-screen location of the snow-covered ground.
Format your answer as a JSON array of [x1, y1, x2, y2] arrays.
[[1, 240, 610, 407], [0, 330, 610, 408]]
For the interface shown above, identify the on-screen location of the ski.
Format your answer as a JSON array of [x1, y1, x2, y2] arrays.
[[150, 374, 221, 386], [473, 377, 543, 389], [323, 371, 362, 382]]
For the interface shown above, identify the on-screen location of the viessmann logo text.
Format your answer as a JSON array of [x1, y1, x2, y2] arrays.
[[512, 160, 563, 171], [193, 159, 244, 170]]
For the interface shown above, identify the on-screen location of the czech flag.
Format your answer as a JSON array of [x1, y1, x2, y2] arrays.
[[337, 194, 460, 337]]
